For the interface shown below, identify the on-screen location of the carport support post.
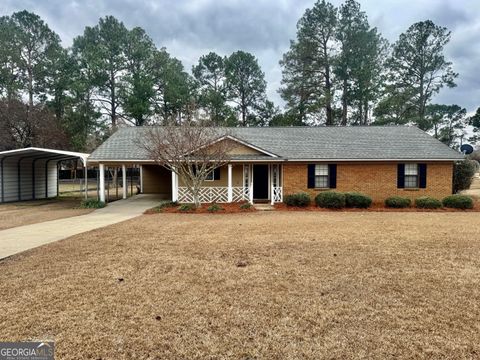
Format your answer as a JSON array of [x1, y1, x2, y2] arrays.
[[139, 165, 143, 193], [227, 164, 233, 203], [99, 163, 105, 203], [249, 165, 254, 204], [122, 164, 127, 199]]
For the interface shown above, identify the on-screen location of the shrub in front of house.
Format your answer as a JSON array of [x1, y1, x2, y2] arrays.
[[315, 191, 346, 209], [442, 195, 474, 209], [178, 203, 196, 212], [385, 196, 411, 208], [284, 192, 311, 207], [79, 199, 105, 209], [207, 203, 224, 212], [344, 192, 372, 208], [415, 196, 442, 209], [148, 201, 178, 213], [239, 202, 252, 210]]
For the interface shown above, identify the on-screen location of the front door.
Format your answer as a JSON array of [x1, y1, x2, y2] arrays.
[[253, 165, 269, 200]]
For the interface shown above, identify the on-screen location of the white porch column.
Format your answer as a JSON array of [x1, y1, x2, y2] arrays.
[[139, 165, 144, 193], [84, 163, 88, 200], [99, 163, 105, 203], [270, 185, 274, 206], [171, 169, 178, 202], [122, 164, 127, 199], [249, 164, 254, 204], [227, 164, 233, 202]]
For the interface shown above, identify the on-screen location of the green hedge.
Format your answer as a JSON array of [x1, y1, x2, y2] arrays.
[[415, 196, 442, 209], [345, 192, 372, 208], [284, 192, 311, 207], [315, 191, 346, 209], [79, 199, 105, 209], [442, 195, 474, 209], [385, 196, 411, 208]]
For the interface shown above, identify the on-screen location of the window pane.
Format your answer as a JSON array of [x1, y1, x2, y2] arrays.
[[315, 164, 329, 176], [205, 171, 214, 180], [315, 175, 329, 188], [405, 163, 418, 175], [404, 175, 418, 188]]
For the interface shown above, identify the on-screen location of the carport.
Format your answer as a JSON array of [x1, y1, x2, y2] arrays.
[[0, 147, 89, 203]]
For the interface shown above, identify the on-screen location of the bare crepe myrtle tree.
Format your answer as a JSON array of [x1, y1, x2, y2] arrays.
[[143, 123, 234, 207]]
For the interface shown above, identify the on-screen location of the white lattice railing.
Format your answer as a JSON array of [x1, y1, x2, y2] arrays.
[[232, 187, 250, 202], [272, 186, 283, 203], [178, 186, 282, 203], [178, 187, 250, 203]]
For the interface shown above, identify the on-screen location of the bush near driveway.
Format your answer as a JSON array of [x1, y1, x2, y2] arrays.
[[344, 192, 372, 208], [79, 199, 105, 209], [150, 201, 178, 212], [415, 196, 442, 209], [385, 196, 411, 208], [442, 195, 474, 209], [315, 191, 346, 209], [284, 193, 311, 207]]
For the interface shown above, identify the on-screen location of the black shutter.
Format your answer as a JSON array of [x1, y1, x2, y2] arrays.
[[307, 164, 315, 188], [214, 167, 221, 180], [328, 164, 337, 188], [192, 165, 197, 175], [397, 163, 405, 188], [419, 163, 427, 188]]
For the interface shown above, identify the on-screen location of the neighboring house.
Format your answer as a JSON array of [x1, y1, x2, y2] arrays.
[[88, 126, 464, 204]]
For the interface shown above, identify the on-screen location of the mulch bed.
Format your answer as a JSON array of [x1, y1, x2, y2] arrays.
[[144, 202, 256, 214]]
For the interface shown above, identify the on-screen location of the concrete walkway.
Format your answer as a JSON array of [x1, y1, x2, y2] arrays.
[[0, 194, 162, 259]]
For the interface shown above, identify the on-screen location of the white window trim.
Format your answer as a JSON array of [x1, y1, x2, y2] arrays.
[[314, 164, 329, 189], [404, 163, 419, 189]]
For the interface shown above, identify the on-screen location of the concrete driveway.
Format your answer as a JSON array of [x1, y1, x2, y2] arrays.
[[0, 194, 162, 260]]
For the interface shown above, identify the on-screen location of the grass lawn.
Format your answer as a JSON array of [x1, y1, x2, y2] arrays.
[[0, 199, 93, 231], [0, 212, 479, 359]]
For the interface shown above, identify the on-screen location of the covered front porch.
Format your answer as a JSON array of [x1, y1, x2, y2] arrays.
[[173, 163, 283, 205]]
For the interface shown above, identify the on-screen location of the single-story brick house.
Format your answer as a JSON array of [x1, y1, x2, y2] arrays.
[[88, 126, 464, 204]]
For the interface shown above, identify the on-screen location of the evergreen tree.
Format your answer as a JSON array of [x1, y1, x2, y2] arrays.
[[225, 51, 267, 126], [378, 20, 457, 125]]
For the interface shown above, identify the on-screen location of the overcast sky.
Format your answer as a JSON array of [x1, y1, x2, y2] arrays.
[[2, 0, 480, 112]]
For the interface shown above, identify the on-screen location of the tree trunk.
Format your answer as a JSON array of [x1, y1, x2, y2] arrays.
[[110, 71, 116, 127], [363, 100, 369, 125], [341, 79, 348, 126], [28, 67, 33, 108], [323, 40, 334, 126], [324, 65, 333, 126]]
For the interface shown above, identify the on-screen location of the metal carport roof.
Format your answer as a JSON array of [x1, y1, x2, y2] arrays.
[[0, 147, 90, 203]]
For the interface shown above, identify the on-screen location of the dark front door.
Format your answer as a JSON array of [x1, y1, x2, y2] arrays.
[[253, 165, 269, 200]]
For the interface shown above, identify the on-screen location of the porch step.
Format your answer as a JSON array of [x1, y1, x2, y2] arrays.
[[253, 204, 275, 211]]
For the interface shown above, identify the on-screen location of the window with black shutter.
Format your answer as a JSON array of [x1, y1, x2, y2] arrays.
[[404, 163, 419, 188], [307, 164, 336, 189]]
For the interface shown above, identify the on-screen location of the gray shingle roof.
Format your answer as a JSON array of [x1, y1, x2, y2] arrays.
[[88, 126, 464, 161]]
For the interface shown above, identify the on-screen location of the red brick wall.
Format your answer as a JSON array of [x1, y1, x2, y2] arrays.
[[282, 162, 453, 203]]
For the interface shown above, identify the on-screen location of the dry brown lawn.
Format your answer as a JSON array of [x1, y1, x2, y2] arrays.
[[0, 199, 92, 230], [0, 212, 479, 359]]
